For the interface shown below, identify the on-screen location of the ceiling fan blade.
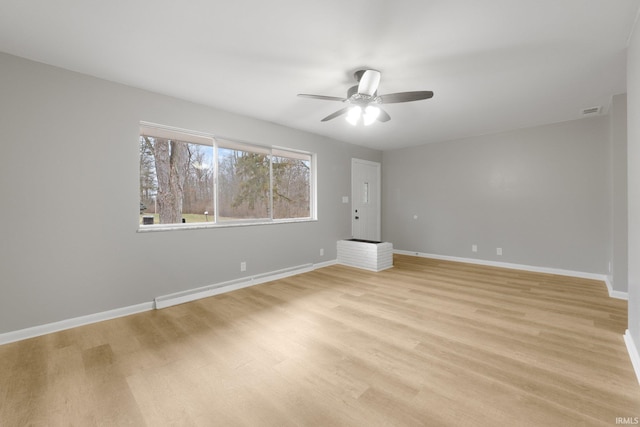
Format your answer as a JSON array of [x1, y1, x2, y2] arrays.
[[321, 107, 351, 122], [297, 94, 346, 102], [378, 91, 434, 104], [377, 108, 391, 122], [357, 70, 381, 96]]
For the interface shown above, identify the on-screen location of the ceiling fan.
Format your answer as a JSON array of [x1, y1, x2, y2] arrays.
[[298, 69, 434, 126]]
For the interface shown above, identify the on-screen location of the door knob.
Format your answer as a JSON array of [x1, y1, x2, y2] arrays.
[[355, 216, 359, 220]]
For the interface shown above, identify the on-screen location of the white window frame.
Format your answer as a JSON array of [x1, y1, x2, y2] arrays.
[[138, 122, 317, 232]]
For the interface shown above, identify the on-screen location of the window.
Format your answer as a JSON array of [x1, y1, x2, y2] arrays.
[[139, 123, 315, 229], [139, 126, 215, 225], [217, 141, 271, 222], [272, 148, 311, 220]]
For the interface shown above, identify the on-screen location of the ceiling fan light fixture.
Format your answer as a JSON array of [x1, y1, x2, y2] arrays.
[[363, 105, 380, 126], [299, 68, 433, 124], [346, 106, 362, 125]]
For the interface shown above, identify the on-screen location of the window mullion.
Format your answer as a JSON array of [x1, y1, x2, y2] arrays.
[[213, 140, 219, 224]]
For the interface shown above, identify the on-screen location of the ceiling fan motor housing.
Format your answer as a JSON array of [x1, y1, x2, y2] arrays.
[[356, 69, 381, 96], [347, 86, 378, 105]]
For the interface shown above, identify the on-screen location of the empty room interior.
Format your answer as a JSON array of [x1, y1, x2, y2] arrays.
[[3, 1, 640, 425]]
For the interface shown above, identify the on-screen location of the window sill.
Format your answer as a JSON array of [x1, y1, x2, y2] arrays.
[[137, 217, 317, 233]]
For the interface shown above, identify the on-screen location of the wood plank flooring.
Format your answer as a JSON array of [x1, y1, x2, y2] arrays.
[[1, 254, 639, 426]]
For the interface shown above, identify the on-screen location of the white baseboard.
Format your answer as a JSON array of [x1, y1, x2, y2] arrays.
[[604, 276, 629, 300], [314, 259, 339, 269], [0, 260, 340, 346], [394, 250, 628, 299], [625, 330, 640, 385], [154, 263, 316, 309], [0, 302, 154, 346], [155, 260, 340, 309], [2, 253, 622, 346]]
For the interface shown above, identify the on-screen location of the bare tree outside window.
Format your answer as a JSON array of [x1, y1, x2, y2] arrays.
[[272, 154, 310, 219], [218, 147, 270, 221], [139, 133, 214, 224], [139, 125, 314, 227]]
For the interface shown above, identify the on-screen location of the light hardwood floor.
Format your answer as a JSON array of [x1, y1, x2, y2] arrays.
[[1, 254, 639, 426]]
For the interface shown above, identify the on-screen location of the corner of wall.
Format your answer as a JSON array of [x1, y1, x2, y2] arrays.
[[625, 330, 640, 385], [625, 1, 640, 377]]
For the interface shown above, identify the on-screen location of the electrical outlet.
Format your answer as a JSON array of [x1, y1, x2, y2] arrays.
[[496, 248, 502, 256], [240, 261, 246, 272], [320, 248, 324, 256], [472, 244, 478, 253]]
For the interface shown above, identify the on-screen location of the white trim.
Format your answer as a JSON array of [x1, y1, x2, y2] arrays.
[[137, 218, 317, 233], [5, 253, 620, 346], [611, 290, 629, 300], [140, 121, 214, 144], [314, 259, 339, 269], [394, 249, 618, 285], [0, 260, 342, 345], [0, 302, 154, 346], [625, 330, 640, 385], [154, 263, 321, 309], [604, 276, 629, 300]]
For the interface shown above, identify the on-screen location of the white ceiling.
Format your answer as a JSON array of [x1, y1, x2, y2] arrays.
[[1, 0, 639, 150]]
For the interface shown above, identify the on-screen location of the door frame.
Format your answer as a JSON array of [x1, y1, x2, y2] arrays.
[[351, 158, 381, 241]]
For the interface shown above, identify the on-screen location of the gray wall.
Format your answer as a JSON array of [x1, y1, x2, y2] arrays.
[[0, 52, 381, 333], [611, 93, 628, 293], [628, 17, 640, 349], [382, 117, 611, 274]]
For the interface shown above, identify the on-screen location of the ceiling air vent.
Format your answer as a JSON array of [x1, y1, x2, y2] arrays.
[[581, 106, 601, 116]]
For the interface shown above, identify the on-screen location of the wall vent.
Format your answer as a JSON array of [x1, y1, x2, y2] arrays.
[[581, 106, 601, 115]]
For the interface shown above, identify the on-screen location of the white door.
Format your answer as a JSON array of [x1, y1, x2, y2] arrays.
[[351, 159, 381, 241]]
